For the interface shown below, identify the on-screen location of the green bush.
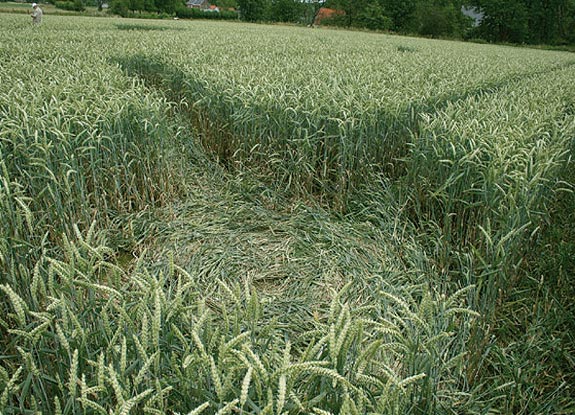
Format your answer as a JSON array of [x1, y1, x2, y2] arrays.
[[55, 0, 85, 11], [109, 0, 128, 16]]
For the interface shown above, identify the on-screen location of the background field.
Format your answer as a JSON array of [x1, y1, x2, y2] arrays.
[[1, 13, 574, 414], [0, 2, 106, 16]]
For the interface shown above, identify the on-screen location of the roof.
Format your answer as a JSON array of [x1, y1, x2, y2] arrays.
[[186, 0, 207, 5], [315, 8, 345, 24]]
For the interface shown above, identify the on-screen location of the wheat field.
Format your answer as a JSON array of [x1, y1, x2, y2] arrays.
[[1, 14, 574, 414]]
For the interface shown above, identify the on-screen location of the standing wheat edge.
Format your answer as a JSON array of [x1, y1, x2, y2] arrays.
[[31, 3, 43, 25]]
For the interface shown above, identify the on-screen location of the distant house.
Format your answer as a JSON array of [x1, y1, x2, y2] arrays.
[[186, 0, 209, 9], [314, 7, 344, 25]]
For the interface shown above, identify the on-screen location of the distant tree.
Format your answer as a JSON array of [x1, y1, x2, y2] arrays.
[[565, 0, 575, 43], [143, 0, 156, 12], [525, 0, 575, 44], [468, 0, 575, 43], [271, 0, 305, 22], [354, 2, 393, 30], [238, 0, 271, 21], [412, 0, 471, 37], [110, 0, 129, 15], [128, 0, 144, 12], [471, 0, 529, 42], [380, 0, 417, 31], [325, 0, 369, 27], [212, 0, 238, 8], [416, 3, 452, 37], [55, 0, 86, 11], [164, 0, 179, 13]]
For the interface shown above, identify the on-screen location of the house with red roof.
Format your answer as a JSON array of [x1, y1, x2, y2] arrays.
[[314, 7, 345, 25]]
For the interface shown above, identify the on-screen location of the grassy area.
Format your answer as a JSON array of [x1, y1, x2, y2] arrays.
[[0, 14, 574, 414]]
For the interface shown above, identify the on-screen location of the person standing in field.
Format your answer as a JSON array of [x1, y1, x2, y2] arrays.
[[31, 3, 43, 25]]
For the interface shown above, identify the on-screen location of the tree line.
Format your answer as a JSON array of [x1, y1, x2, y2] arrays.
[[470, 0, 575, 44], [236, 0, 575, 45]]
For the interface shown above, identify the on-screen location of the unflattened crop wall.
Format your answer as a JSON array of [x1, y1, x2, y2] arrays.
[[117, 42, 575, 211]]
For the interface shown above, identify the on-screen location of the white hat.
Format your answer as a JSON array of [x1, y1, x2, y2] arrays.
[[32, 3, 37, 6]]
